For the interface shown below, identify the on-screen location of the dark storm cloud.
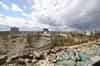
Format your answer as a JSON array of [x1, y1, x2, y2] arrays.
[[32, 0, 100, 31]]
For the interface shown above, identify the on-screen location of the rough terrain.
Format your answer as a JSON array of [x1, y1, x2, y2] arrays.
[[0, 31, 99, 66]]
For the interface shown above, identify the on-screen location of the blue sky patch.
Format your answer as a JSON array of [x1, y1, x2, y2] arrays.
[[0, 0, 32, 19]]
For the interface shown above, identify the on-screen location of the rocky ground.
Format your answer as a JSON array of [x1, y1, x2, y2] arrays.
[[0, 32, 99, 66], [0, 41, 99, 66], [33, 43, 100, 66]]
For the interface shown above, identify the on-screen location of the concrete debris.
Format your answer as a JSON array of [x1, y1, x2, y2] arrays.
[[90, 56, 100, 64], [0, 44, 99, 66], [0, 32, 99, 66]]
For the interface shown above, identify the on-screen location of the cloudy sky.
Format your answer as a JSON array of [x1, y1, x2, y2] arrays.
[[0, 0, 100, 31]]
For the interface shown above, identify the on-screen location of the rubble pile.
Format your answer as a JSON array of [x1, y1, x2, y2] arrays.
[[35, 44, 100, 66], [0, 44, 99, 66], [0, 32, 99, 66]]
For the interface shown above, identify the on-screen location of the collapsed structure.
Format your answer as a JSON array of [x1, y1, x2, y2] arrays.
[[0, 28, 99, 66]]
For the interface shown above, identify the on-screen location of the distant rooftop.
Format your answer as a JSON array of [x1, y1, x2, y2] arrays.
[[10, 27, 19, 32], [43, 28, 49, 32]]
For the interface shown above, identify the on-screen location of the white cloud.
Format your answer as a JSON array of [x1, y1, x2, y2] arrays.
[[32, 0, 82, 16], [32, 0, 98, 18], [22, 12, 32, 17], [32, 0, 100, 31], [0, 0, 99, 31], [11, 4, 23, 12], [0, 1, 9, 10], [0, 16, 24, 27], [0, 16, 51, 31], [11, 3, 32, 18]]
